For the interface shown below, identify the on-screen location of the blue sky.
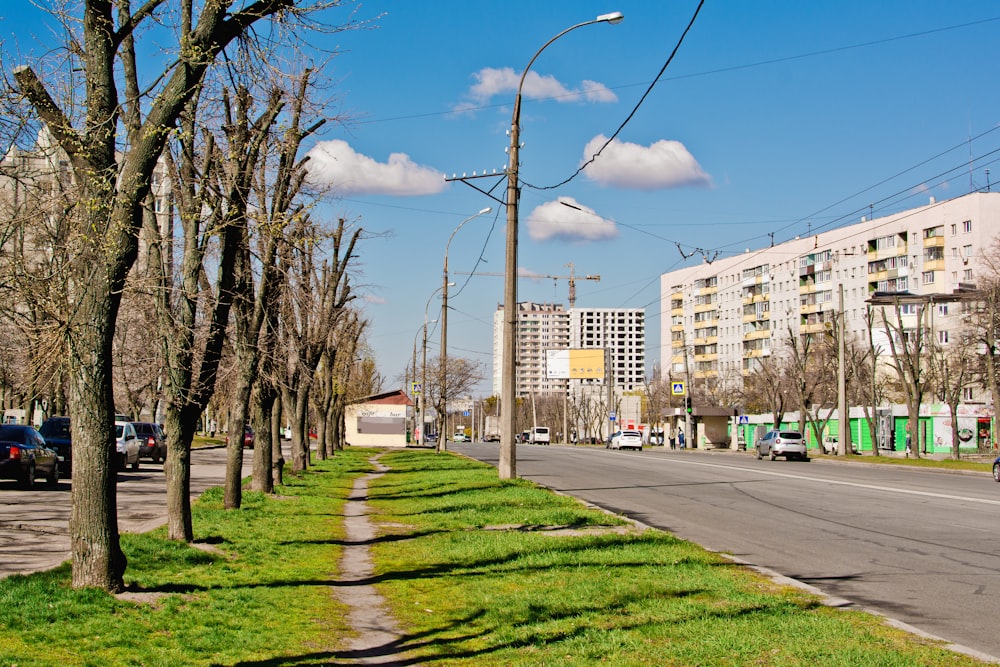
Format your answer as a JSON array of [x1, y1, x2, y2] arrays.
[[6, 1, 1000, 398], [312, 0, 1000, 396]]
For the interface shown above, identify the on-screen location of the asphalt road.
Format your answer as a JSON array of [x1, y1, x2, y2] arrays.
[[0, 446, 247, 579], [451, 443, 1000, 662]]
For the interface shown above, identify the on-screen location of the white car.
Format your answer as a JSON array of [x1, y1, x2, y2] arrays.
[[608, 429, 643, 451], [114, 421, 141, 471]]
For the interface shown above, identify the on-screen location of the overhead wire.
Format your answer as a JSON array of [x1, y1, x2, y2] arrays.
[[521, 0, 706, 192]]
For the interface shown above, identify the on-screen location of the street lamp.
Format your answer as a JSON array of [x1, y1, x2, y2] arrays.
[[417, 318, 437, 446], [441, 207, 492, 453], [422, 285, 447, 447], [500, 11, 624, 480]]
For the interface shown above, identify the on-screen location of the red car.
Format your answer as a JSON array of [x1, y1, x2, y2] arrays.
[[227, 425, 255, 448]]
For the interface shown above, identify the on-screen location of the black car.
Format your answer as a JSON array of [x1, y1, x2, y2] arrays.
[[132, 421, 167, 463], [0, 424, 59, 488], [38, 416, 72, 475]]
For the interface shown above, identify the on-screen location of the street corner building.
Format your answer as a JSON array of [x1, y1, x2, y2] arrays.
[[344, 390, 414, 448]]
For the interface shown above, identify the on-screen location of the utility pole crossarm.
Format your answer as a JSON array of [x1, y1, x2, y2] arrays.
[[455, 265, 600, 308]]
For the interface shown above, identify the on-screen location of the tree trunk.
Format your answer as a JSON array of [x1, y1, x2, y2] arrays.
[[67, 293, 126, 592], [250, 385, 274, 494], [163, 405, 196, 542]]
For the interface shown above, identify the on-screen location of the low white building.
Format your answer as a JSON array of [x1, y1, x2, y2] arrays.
[[344, 390, 413, 448]]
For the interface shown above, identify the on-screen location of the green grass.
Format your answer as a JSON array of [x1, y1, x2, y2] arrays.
[[816, 452, 994, 473], [0, 447, 373, 666], [366, 449, 988, 666], [0, 447, 990, 665]]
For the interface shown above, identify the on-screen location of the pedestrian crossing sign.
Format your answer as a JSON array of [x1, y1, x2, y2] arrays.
[[672, 381, 685, 396]]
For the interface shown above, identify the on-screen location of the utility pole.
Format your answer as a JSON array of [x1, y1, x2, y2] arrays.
[[683, 329, 693, 448], [838, 283, 849, 455]]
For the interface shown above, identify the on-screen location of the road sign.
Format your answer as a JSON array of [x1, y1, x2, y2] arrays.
[[609, 412, 617, 421], [411, 382, 421, 395], [672, 381, 685, 396], [739, 415, 749, 424]]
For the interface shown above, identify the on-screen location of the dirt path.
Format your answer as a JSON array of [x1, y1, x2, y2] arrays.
[[334, 455, 415, 665]]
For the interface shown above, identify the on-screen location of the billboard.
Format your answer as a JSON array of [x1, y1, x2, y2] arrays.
[[545, 349, 606, 380]]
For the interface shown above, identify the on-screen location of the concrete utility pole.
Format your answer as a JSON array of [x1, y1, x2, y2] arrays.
[[498, 12, 624, 480], [838, 283, 849, 455], [440, 207, 489, 452]]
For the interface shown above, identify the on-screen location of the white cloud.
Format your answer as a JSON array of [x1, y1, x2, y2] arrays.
[[581, 80, 617, 103], [306, 140, 446, 196], [582, 135, 711, 190], [463, 67, 617, 107], [525, 197, 618, 242]]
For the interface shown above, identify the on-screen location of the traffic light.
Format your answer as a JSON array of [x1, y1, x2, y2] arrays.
[[685, 395, 692, 414]]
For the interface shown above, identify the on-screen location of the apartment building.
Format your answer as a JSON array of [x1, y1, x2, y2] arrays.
[[492, 302, 571, 396], [492, 302, 646, 396], [569, 308, 646, 392], [659, 191, 999, 402]]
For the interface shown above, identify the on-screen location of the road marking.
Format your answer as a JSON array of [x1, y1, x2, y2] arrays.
[[647, 455, 1000, 506]]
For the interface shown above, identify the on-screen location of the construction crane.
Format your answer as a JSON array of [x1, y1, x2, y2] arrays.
[[456, 262, 600, 308]]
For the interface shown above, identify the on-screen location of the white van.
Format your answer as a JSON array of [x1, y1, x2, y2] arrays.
[[528, 426, 550, 445]]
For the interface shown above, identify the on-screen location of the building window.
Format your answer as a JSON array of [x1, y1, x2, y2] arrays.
[[938, 330, 949, 344], [963, 387, 974, 401], [951, 223, 957, 235], [922, 271, 935, 284], [964, 269, 974, 281], [963, 220, 972, 233], [900, 304, 917, 315], [963, 244, 973, 258]]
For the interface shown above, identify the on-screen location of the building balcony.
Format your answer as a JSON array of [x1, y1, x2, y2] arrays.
[[800, 321, 831, 335], [743, 329, 771, 341], [924, 258, 945, 272], [694, 303, 716, 313], [800, 302, 820, 315], [923, 235, 945, 248], [744, 348, 770, 359]]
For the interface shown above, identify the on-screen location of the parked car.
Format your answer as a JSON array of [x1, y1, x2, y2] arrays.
[[993, 455, 1000, 483], [756, 429, 807, 461], [132, 422, 166, 463], [38, 416, 72, 476], [453, 432, 467, 443], [114, 421, 141, 471], [0, 424, 59, 488], [608, 429, 643, 451], [225, 424, 255, 448]]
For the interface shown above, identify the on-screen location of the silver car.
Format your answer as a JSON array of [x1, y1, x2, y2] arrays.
[[114, 421, 141, 471], [756, 429, 807, 461]]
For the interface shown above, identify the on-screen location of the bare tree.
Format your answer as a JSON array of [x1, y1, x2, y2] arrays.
[[278, 216, 359, 471], [930, 327, 974, 458], [878, 297, 933, 459], [743, 348, 788, 429], [8, 0, 330, 590]]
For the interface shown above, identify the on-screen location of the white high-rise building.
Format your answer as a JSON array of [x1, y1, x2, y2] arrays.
[[492, 302, 646, 396], [658, 191, 999, 405], [569, 308, 646, 392]]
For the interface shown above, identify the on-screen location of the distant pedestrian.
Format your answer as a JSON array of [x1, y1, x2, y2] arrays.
[[905, 433, 912, 457], [678, 429, 685, 449]]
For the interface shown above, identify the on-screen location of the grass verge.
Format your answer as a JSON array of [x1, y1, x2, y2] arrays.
[[0, 447, 990, 665], [367, 449, 988, 666], [0, 448, 373, 666]]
